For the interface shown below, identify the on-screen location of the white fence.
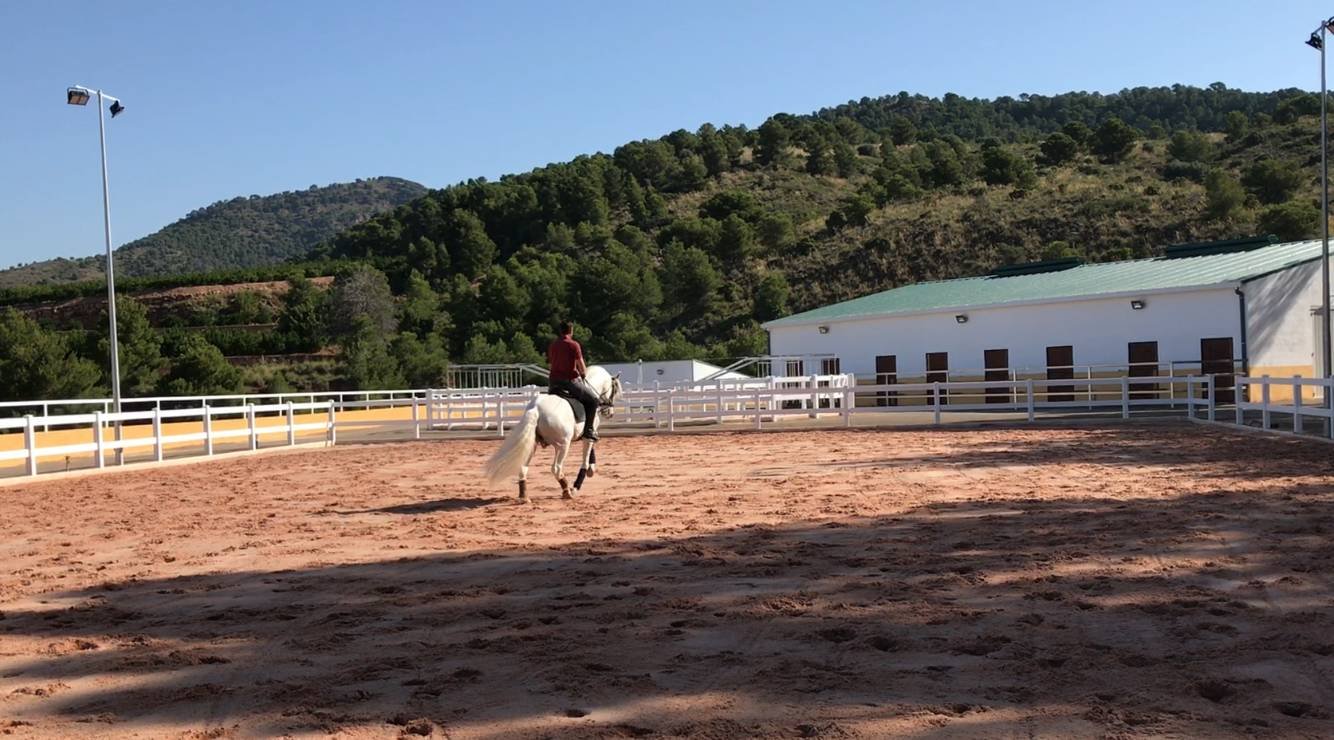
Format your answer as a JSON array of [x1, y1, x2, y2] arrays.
[[12, 372, 1334, 481], [0, 401, 338, 477], [1232, 375, 1334, 438]]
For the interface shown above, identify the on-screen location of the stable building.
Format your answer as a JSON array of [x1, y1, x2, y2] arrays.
[[762, 237, 1331, 402]]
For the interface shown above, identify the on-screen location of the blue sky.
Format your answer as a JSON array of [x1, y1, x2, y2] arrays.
[[1, 0, 1330, 269]]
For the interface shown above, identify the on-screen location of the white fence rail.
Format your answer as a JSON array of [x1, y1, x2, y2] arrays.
[[18, 372, 1334, 481], [1233, 375, 1334, 438]]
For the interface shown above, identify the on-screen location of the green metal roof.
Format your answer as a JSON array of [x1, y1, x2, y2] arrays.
[[764, 239, 1324, 328]]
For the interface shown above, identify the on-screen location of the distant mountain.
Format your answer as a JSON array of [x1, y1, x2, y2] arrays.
[[0, 177, 427, 288]]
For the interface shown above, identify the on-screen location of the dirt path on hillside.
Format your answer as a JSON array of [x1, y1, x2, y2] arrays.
[[1, 423, 1333, 738]]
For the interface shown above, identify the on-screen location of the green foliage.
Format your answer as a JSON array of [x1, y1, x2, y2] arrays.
[[1257, 201, 1320, 241], [717, 214, 757, 265], [102, 298, 165, 396], [1225, 111, 1249, 142], [390, 332, 449, 387], [757, 212, 796, 250], [1041, 241, 1078, 261], [1061, 121, 1093, 148], [1161, 160, 1209, 183], [1093, 117, 1137, 163], [660, 242, 720, 319], [980, 141, 1036, 187], [339, 316, 405, 390], [160, 334, 242, 396], [451, 209, 499, 277], [1204, 170, 1246, 222], [398, 272, 443, 339], [754, 272, 791, 322], [1166, 130, 1213, 162], [805, 136, 833, 175], [756, 118, 790, 167], [1275, 93, 1320, 124], [833, 141, 859, 178], [0, 309, 101, 401], [1039, 133, 1079, 166], [330, 265, 396, 339], [923, 141, 965, 188], [277, 276, 330, 352], [1242, 159, 1305, 204], [699, 191, 763, 222]]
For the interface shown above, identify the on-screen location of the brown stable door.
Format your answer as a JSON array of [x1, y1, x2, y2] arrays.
[[984, 349, 1010, 404], [1200, 337, 1235, 404], [926, 352, 949, 404], [875, 355, 897, 407], [1128, 341, 1159, 400], [1046, 345, 1074, 402]]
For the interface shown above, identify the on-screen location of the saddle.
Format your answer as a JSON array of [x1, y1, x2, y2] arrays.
[[547, 386, 586, 425]]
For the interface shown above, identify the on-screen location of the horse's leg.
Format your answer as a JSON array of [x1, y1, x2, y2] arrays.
[[517, 436, 538, 502], [574, 438, 593, 490], [552, 438, 573, 499]]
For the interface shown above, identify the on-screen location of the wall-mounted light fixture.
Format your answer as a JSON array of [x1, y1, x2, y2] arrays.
[[1130, 299, 1146, 310], [955, 314, 969, 324], [818, 325, 830, 334]]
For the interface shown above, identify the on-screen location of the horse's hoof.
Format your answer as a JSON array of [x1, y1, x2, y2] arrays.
[[562, 491, 574, 500], [587, 466, 597, 478]]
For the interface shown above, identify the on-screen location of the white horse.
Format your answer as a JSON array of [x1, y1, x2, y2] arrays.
[[484, 366, 622, 500]]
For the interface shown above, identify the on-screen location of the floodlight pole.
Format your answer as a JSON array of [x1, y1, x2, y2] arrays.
[[95, 89, 123, 424], [1322, 23, 1332, 390], [70, 84, 124, 460]]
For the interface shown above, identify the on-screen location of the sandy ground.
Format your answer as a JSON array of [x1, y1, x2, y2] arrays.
[[1, 421, 1333, 739]]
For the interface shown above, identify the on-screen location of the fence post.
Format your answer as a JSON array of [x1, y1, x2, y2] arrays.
[[1025, 379, 1035, 422], [1120, 376, 1130, 419], [809, 374, 819, 418], [654, 380, 662, 429], [41, 402, 49, 433], [328, 400, 337, 446], [94, 410, 106, 468], [1261, 376, 1271, 430], [498, 397, 507, 438], [286, 401, 296, 446], [717, 384, 724, 425], [1186, 377, 1195, 418], [247, 403, 258, 451], [667, 389, 676, 432], [413, 394, 422, 440], [932, 382, 942, 426], [754, 390, 762, 430], [152, 407, 163, 462], [1293, 376, 1304, 434], [24, 415, 37, 476], [203, 404, 214, 456], [1235, 381, 1245, 425], [1207, 377, 1216, 422], [843, 385, 854, 428]]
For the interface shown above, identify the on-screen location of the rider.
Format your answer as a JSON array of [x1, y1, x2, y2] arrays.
[[547, 321, 600, 441]]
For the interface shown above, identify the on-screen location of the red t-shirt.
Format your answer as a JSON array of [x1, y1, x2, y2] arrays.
[[547, 335, 584, 382]]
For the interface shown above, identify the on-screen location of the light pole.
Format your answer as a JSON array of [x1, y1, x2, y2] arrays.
[[66, 85, 126, 455]]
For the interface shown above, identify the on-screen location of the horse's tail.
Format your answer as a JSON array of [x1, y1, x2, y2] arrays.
[[483, 401, 540, 488]]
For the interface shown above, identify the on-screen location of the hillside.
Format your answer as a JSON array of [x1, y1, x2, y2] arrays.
[[0, 177, 426, 288], [4, 83, 1328, 402], [316, 84, 1324, 364]]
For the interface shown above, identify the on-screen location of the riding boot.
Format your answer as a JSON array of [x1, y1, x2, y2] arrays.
[[581, 400, 599, 441]]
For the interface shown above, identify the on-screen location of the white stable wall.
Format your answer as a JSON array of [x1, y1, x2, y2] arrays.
[[600, 360, 747, 386], [767, 287, 1242, 376], [1243, 259, 1325, 373]]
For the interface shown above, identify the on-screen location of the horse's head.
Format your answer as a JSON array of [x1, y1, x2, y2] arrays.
[[600, 372, 622, 418]]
